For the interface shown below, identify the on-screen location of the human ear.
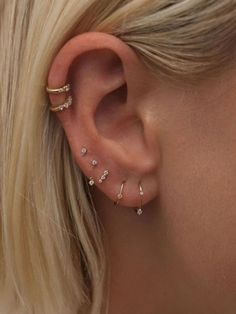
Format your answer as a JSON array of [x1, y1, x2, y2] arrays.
[[47, 32, 160, 209]]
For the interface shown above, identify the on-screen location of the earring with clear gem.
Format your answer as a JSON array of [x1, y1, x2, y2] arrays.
[[88, 177, 95, 186], [114, 180, 126, 206], [91, 159, 98, 167], [135, 182, 144, 215], [81, 147, 88, 156]]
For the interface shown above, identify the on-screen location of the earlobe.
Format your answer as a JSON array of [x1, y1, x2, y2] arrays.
[[46, 32, 160, 212]]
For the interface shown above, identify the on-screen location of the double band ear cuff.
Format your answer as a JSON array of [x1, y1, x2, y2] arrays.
[[46, 82, 72, 112], [114, 181, 126, 206]]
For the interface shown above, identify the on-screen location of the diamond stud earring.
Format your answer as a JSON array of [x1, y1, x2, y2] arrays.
[[114, 181, 126, 206], [98, 170, 109, 183], [88, 177, 95, 186], [81, 147, 88, 156], [91, 159, 98, 167], [135, 183, 144, 215]]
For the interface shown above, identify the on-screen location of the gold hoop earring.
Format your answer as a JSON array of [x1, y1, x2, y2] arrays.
[[135, 183, 144, 216], [49, 95, 73, 112], [46, 83, 71, 94], [114, 181, 126, 206]]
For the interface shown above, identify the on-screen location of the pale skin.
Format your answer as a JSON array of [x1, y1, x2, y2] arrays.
[[48, 32, 236, 314]]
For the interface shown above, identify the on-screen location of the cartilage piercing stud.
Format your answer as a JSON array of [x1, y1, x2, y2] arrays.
[[98, 170, 109, 183], [114, 181, 126, 206], [81, 147, 88, 156], [91, 159, 98, 167]]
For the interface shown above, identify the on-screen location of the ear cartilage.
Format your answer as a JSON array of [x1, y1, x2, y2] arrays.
[[98, 170, 109, 183], [88, 177, 95, 186], [135, 183, 144, 215], [81, 147, 88, 156], [91, 159, 98, 167]]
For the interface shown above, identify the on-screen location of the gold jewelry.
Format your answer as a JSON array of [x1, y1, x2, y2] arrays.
[[46, 83, 71, 94], [135, 183, 144, 215], [114, 181, 126, 206], [49, 95, 72, 112], [98, 170, 109, 183]]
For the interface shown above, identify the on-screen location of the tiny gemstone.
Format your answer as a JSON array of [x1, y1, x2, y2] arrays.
[[104, 170, 109, 175], [99, 179, 103, 183], [101, 175, 106, 180], [81, 147, 87, 156], [137, 208, 143, 215], [91, 160, 98, 166], [89, 177, 94, 186], [140, 191, 144, 196]]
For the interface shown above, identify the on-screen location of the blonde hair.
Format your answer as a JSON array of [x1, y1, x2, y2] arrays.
[[0, 0, 236, 313]]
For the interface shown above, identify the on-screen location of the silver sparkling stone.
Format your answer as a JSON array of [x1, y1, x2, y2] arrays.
[[136, 208, 143, 215], [91, 160, 98, 166], [81, 147, 87, 156], [88, 177, 95, 186]]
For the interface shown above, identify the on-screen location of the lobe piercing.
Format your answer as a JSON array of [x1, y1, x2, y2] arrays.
[[88, 177, 95, 186], [98, 170, 109, 183], [136, 183, 144, 215], [114, 181, 126, 206], [81, 147, 88, 156], [91, 159, 98, 167]]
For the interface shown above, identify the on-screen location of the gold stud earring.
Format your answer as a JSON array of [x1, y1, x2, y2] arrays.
[[114, 181, 126, 206], [135, 183, 144, 215]]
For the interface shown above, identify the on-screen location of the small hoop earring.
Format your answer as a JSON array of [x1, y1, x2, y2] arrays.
[[46, 83, 71, 94], [135, 183, 144, 215], [49, 95, 72, 112], [114, 181, 126, 206]]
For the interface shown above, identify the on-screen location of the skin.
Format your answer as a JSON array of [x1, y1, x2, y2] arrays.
[[48, 32, 236, 314]]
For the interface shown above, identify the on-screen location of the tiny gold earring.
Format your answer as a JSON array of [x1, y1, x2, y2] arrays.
[[135, 183, 144, 215], [114, 181, 126, 206]]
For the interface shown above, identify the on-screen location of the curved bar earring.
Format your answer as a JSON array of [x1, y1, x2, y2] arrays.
[[135, 183, 144, 215], [114, 180, 126, 206]]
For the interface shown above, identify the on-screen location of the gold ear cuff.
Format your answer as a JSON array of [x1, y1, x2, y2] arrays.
[[46, 83, 72, 112]]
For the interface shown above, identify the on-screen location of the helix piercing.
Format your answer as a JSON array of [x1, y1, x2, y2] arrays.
[[49, 95, 73, 112], [98, 170, 109, 183], [135, 183, 144, 216], [114, 181, 126, 206], [46, 83, 71, 94]]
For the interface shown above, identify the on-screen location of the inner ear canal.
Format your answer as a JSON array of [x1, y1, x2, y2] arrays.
[[95, 83, 144, 146]]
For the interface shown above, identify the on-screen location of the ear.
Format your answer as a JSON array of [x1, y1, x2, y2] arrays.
[[47, 32, 160, 208]]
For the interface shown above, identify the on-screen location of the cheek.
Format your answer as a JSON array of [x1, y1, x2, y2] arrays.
[[159, 132, 236, 307]]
